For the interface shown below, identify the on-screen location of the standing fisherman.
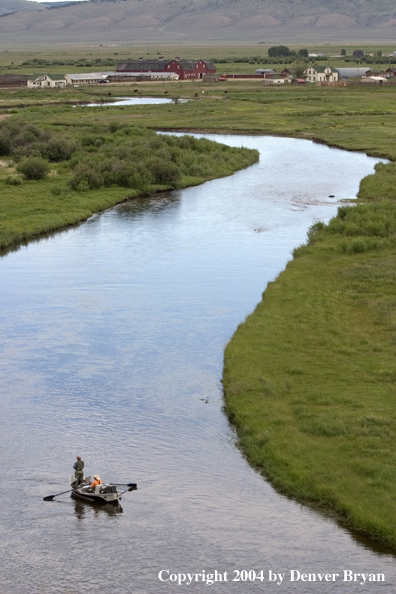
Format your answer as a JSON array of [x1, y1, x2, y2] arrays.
[[73, 455, 84, 486]]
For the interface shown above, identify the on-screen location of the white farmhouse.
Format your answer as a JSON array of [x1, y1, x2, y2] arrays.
[[27, 74, 66, 89], [305, 65, 339, 83]]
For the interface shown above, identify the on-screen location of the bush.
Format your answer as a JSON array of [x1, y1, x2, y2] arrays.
[[147, 157, 181, 185], [13, 146, 42, 163], [4, 175, 22, 186], [0, 132, 11, 156], [69, 164, 103, 191], [41, 137, 79, 162], [16, 157, 50, 180]]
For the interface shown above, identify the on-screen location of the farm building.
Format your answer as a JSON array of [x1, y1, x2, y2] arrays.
[[255, 68, 276, 75], [27, 74, 66, 88], [116, 58, 216, 80], [107, 71, 179, 82], [305, 65, 339, 83], [0, 74, 29, 87], [65, 73, 109, 85], [262, 75, 287, 85], [336, 67, 371, 80]]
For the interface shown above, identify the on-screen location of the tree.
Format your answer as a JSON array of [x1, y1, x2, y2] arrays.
[[268, 45, 291, 58], [298, 49, 308, 57], [294, 64, 306, 79], [341, 49, 346, 56], [377, 50, 382, 57]]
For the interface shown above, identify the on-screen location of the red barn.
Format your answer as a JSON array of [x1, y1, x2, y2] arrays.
[[116, 58, 216, 80]]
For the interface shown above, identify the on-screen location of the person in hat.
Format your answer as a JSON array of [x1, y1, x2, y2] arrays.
[[73, 456, 84, 486], [90, 474, 102, 491]]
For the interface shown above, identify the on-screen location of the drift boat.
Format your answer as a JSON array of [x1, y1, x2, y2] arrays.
[[69, 475, 136, 505]]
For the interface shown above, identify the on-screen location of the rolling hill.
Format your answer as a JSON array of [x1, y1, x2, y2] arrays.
[[0, 0, 45, 16], [0, 0, 395, 43]]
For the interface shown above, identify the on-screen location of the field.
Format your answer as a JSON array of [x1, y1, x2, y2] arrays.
[[0, 42, 395, 76], [2, 44, 396, 547]]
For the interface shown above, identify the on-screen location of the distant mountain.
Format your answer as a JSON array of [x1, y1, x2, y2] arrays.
[[0, 0, 45, 16], [0, 0, 396, 43]]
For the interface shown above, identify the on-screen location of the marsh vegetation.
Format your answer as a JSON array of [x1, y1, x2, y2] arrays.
[[0, 118, 258, 248]]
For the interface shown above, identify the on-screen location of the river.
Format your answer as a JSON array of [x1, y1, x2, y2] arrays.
[[0, 134, 394, 593]]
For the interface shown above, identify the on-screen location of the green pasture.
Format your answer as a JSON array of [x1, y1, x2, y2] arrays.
[[0, 42, 394, 76], [9, 83, 396, 162]]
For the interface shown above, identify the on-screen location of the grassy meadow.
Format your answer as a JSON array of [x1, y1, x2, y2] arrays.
[[2, 44, 396, 546]]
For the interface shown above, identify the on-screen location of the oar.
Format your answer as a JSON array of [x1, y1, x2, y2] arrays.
[[111, 483, 137, 489], [43, 489, 74, 501]]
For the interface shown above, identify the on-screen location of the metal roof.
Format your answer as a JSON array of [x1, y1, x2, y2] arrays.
[[336, 67, 370, 79], [255, 68, 275, 74], [29, 73, 66, 81], [66, 73, 108, 81], [117, 59, 216, 73], [117, 60, 169, 72]]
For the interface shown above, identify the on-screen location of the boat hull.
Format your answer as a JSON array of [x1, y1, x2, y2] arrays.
[[71, 488, 121, 505]]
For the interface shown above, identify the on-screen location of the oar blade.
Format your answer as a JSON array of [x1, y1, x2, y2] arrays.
[[43, 488, 73, 501], [109, 482, 137, 489]]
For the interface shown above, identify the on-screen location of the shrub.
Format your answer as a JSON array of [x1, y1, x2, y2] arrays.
[[69, 164, 103, 190], [147, 157, 181, 185], [0, 132, 11, 156], [13, 146, 42, 163], [307, 220, 325, 243], [4, 175, 22, 186], [81, 134, 98, 147], [41, 137, 79, 162], [16, 157, 50, 180]]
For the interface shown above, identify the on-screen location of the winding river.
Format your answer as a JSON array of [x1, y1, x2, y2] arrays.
[[1, 134, 395, 593]]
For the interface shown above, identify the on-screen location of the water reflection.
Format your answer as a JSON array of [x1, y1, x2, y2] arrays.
[[74, 500, 123, 518], [115, 193, 181, 219], [86, 97, 188, 107]]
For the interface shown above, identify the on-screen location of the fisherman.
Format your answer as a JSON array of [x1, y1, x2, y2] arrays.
[[73, 455, 85, 486], [90, 474, 102, 491]]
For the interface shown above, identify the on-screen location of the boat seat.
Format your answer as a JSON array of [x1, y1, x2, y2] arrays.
[[94, 485, 102, 494]]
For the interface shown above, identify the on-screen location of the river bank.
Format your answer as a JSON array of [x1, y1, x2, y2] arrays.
[[223, 166, 396, 548], [0, 121, 258, 249]]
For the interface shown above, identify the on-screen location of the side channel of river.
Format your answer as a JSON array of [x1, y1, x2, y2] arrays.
[[0, 135, 394, 594]]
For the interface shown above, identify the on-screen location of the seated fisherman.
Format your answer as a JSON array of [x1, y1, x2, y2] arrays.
[[90, 474, 102, 491]]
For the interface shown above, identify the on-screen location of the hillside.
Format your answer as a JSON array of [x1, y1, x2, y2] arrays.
[[0, 0, 45, 16], [0, 0, 396, 43]]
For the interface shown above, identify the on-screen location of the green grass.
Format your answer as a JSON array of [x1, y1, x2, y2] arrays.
[[7, 83, 396, 160]]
